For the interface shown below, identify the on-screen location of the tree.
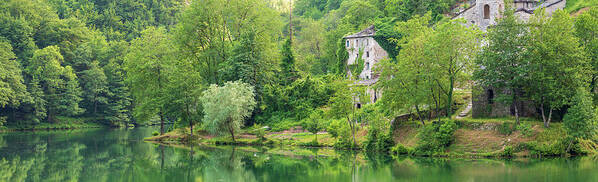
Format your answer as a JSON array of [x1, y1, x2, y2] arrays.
[[328, 79, 367, 148], [304, 109, 325, 143], [527, 10, 591, 127], [174, 0, 281, 85], [427, 19, 480, 117], [80, 61, 108, 116], [200, 81, 256, 142], [474, 8, 529, 125], [377, 14, 435, 125], [0, 39, 28, 108], [563, 88, 597, 139], [124, 27, 174, 135], [27, 46, 84, 122], [280, 38, 298, 86], [575, 8, 598, 97]]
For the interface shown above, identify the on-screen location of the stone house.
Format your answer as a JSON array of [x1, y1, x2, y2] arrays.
[[453, 0, 566, 31], [453, 0, 566, 118], [344, 25, 388, 107]]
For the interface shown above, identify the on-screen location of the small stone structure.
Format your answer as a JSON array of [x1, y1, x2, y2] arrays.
[[453, 0, 566, 31], [454, 0, 566, 118], [344, 26, 388, 106]]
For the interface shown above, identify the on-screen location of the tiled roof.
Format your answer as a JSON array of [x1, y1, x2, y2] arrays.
[[344, 25, 376, 39]]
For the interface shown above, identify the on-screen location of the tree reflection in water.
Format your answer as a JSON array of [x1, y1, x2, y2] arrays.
[[0, 127, 598, 182]]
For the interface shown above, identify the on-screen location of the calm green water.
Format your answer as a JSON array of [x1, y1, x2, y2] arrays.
[[1, 127, 598, 182]]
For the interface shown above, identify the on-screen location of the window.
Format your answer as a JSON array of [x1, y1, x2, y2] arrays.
[[356, 103, 361, 109], [365, 62, 370, 70], [356, 40, 358, 47], [487, 89, 494, 104], [346, 40, 349, 47], [366, 51, 369, 57], [484, 5, 490, 19]]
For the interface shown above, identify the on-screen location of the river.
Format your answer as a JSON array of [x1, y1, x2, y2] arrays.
[[0, 126, 597, 182]]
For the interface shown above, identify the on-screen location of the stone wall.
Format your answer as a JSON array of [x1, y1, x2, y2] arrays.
[[455, 0, 566, 31], [345, 36, 388, 80], [472, 85, 538, 118]]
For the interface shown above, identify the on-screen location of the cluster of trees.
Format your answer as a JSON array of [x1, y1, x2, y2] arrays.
[[376, 13, 479, 126], [2, 0, 595, 147], [474, 8, 598, 140], [0, 0, 183, 127]]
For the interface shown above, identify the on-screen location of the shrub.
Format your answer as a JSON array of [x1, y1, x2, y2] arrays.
[[436, 120, 457, 146], [391, 144, 413, 155], [516, 122, 533, 137], [249, 124, 266, 141], [414, 120, 458, 155], [365, 113, 394, 153], [498, 122, 514, 135], [500, 146, 514, 157], [152, 131, 160, 136]]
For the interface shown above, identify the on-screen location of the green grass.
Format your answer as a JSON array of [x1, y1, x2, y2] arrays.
[[566, 0, 598, 13]]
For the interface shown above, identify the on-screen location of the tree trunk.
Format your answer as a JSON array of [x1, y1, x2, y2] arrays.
[[415, 105, 425, 125], [159, 111, 165, 135], [514, 95, 520, 125], [347, 116, 357, 148], [447, 76, 454, 117], [540, 103, 546, 125], [545, 109, 553, 128], [229, 121, 236, 142]]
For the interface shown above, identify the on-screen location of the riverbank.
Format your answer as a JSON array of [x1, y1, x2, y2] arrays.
[[0, 117, 105, 132], [144, 116, 597, 158]]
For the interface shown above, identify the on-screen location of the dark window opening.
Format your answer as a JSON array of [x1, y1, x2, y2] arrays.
[[365, 62, 370, 70], [373, 94, 378, 103], [356, 103, 362, 109], [487, 89, 494, 104], [484, 5, 490, 19], [346, 40, 349, 47], [356, 40, 358, 47], [366, 51, 370, 57]]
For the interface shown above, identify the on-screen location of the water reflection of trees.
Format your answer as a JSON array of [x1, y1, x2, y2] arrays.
[[1, 129, 598, 182]]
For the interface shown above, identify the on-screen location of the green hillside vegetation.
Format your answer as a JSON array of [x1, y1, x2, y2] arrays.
[[566, 0, 598, 13]]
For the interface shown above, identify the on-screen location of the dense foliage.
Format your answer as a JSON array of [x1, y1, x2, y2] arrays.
[[0, 0, 597, 155]]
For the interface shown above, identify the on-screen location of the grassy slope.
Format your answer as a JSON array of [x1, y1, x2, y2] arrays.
[[566, 0, 598, 13]]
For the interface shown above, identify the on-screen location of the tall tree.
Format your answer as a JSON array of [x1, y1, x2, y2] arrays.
[[280, 38, 298, 86], [575, 8, 598, 97], [563, 87, 597, 139], [0, 39, 28, 109], [27, 46, 84, 122], [377, 14, 435, 125], [80, 61, 108, 117], [474, 8, 529, 125], [174, 0, 281, 85], [200, 81, 256, 142], [124, 27, 174, 135], [527, 10, 591, 127], [427, 19, 480, 117]]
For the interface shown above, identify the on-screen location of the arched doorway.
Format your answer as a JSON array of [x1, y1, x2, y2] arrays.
[[484, 5, 490, 19]]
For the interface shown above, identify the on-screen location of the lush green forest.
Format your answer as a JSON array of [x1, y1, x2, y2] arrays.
[[1, 0, 598, 155]]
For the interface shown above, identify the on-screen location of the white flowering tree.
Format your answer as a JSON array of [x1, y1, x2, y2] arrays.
[[200, 81, 256, 142]]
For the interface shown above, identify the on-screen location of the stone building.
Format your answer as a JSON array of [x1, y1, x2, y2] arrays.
[[453, 0, 566, 118], [453, 0, 566, 31], [344, 25, 388, 107]]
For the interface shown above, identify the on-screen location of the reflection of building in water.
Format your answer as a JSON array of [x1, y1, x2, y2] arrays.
[[343, 25, 387, 107]]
